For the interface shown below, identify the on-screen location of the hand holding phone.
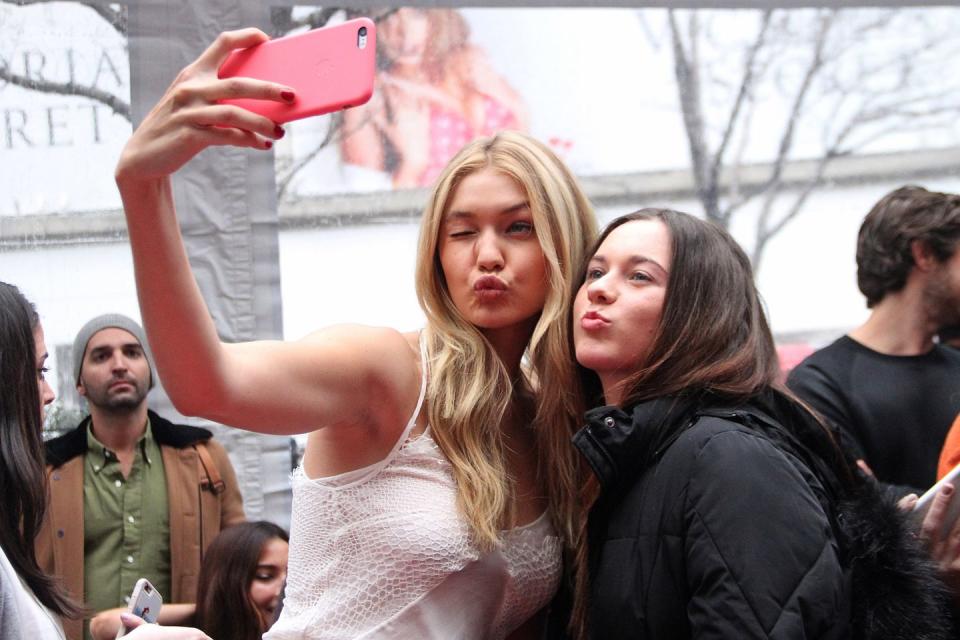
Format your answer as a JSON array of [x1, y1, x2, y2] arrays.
[[913, 463, 960, 540], [116, 579, 163, 639], [218, 18, 376, 123]]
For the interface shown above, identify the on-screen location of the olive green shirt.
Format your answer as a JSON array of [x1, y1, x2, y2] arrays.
[[82, 420, 170, 639]]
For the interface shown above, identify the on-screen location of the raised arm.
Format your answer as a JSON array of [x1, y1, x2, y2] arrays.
[[114, 30, 420, 439]]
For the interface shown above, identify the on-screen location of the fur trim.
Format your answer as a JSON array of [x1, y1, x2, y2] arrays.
[[840, 480, 956, 640]]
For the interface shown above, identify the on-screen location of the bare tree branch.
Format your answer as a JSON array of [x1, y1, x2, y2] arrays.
[[81, 2, 126, 35], [268, 9, 408, 198], [0, 65, 130, 120], [709, 10, 772, 194], [270, 7, 398, 37], [655, 8, 960, 269], [1, 0, 126, 35], [276, 112, 345, 201], [753, 10, 835, 207], [669, 10, 720, 221], [752, 147, 845, 267], [270, 7, 343, 36]]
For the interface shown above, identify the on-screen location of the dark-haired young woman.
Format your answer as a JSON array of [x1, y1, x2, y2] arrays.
[[0, 281, 77, 638], [91, 521, 289, 640], [562, 210, 955, 639], [193, 521, 289, 640], [1, 281, 211, 640]]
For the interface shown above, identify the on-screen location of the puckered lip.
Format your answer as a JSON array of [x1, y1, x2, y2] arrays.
[[580, 310, 611, 330], [473, 275, 508, 292], [582, 310, 609, 323]]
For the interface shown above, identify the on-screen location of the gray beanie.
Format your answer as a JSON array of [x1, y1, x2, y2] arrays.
[[72, 313, 156, 389]]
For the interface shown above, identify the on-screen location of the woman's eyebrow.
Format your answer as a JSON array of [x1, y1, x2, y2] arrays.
[[445, 200, 530, 220], [589, 254, 667, 275], [626, 255, 667, 275]]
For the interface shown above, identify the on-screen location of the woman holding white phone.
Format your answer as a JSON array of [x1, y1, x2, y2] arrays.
[[115, 27, 595, 640], [0, 281, 211, 640], [91, 521, 289, 640]]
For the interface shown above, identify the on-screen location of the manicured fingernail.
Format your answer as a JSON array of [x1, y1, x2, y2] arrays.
[[264, 140, 273, 149], [944, 484, 954, 496], [281, 91, 295, 102], [274, 125, 285, 139]]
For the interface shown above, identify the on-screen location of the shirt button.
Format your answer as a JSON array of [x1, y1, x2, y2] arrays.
[[128, 516, 135, 524], [604, 417, 616, 428], [115, 480, 122, 488], [126, 555, 134, 564], [94, 465, 101, 472]]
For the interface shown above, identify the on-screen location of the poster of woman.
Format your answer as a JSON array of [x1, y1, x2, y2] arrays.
[[340, 8, 529, 188]]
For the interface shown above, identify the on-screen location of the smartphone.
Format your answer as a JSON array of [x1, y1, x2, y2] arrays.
[[218, 17, 376, 123], [115, 578, 163, 639], [913, 462, 960, 538]]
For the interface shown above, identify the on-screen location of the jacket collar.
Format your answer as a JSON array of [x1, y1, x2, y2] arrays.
[[45, 409, 212, 468], [573, 395, 700, 493]]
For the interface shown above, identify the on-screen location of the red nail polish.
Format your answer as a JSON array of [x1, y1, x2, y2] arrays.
[[264, 140, 273, 150], [281, 91, 295, 102], [274, 125, 285, 138]]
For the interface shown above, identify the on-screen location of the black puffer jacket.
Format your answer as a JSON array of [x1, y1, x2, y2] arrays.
[[569, 396, 954, 640]]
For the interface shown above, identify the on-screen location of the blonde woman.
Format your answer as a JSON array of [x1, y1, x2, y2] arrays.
[[114, 29, 596, 640]]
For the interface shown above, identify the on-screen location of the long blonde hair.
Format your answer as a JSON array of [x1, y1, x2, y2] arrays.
[[415, 132, 597, 551]]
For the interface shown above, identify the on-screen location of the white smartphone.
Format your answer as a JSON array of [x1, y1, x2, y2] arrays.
[[116, 578, 163, 639], [913, 463, 960, 538]]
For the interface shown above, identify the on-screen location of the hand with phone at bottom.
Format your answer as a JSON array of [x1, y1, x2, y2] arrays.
[[118, 613, 211, 640], [905, 481, 960, 596], [90, 604, 197, 640]]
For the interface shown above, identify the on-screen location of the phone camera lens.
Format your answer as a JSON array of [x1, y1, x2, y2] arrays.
[[359, 26, 367, 36]]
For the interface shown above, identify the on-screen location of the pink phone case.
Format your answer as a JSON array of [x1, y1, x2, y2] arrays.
[[218, 18, 376, 124]]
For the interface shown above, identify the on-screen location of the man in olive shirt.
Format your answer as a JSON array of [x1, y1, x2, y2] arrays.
[[36, 314, 245, 640]]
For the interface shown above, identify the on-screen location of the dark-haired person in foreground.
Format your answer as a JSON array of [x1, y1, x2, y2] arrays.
[[0, 281, 211, 640], [556, 210, 955, 639], [788, 186, 960, 496], [91, 521, 288, 640]]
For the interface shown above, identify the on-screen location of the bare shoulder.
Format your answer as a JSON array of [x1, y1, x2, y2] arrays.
[[296, 324, 423, 427], [297, 324, 419, 382], [297, 326, 425, 476]]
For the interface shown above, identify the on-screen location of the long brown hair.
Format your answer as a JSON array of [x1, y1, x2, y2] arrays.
[[194, 521, 289, 640], [568, 210, 851, 638], [0, 281, 81, 618]]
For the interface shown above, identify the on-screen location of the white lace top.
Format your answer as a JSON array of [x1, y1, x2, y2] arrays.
[[265, 340, 562, 640]]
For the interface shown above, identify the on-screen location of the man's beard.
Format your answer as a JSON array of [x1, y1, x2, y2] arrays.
[[923, 266, 960, 329], [85, 379, 148, 413]]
